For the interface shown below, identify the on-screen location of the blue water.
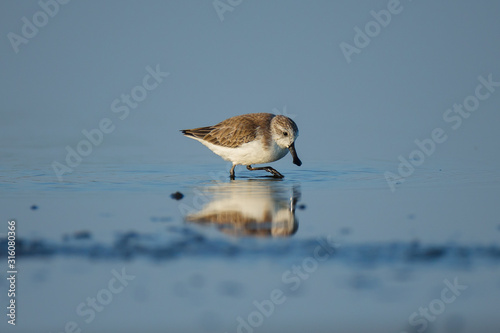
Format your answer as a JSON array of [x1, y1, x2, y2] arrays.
[[1, 158, 500, 332]]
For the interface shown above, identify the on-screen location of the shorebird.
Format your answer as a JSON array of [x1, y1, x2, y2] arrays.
[[181, 113, 302, 179]]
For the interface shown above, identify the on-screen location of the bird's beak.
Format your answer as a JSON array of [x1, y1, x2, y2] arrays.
[[288, 142, 302, 166]]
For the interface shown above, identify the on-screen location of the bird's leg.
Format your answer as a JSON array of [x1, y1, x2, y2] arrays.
[[246, 165, 284, 178], [230, 164, 236, 180]]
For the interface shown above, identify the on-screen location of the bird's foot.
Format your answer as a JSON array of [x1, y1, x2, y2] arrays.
[[246, 165, 284, 178], [264, 167, 284, 178]]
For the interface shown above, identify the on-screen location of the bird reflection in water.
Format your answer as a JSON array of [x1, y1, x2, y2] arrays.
[[185, 180, 301, 237]]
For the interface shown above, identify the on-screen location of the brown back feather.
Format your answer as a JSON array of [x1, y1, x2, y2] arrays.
[[182, 113, 275, 148]]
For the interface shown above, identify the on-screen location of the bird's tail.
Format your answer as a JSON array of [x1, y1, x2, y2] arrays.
[[180, 126, 214, 140]]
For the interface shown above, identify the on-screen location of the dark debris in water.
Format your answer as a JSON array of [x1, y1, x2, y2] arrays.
[[170, 191, 184, 200], [30, 205, 38, 210], [75, 231, 92, 239], [407, 244, 446, 260], [63, 230, 92, 242]]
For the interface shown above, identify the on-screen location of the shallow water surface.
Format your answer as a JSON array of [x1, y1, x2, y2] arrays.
[[1, 159, 500, 332]]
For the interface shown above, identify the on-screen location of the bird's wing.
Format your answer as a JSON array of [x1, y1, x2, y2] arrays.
[[182, 113, 274, 148], [204, 116, 259, 148]]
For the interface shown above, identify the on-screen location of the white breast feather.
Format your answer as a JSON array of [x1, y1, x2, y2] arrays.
[[192, 137, 289, 165]]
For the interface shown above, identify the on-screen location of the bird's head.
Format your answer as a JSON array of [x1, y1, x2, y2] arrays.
[[271, 115, 302, 166]]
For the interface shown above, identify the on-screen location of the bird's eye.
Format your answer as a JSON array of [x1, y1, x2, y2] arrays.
[[283, 131, 288, 136]]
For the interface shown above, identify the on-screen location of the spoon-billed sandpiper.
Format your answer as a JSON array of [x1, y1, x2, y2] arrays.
[[181, 113, 302, 179]]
